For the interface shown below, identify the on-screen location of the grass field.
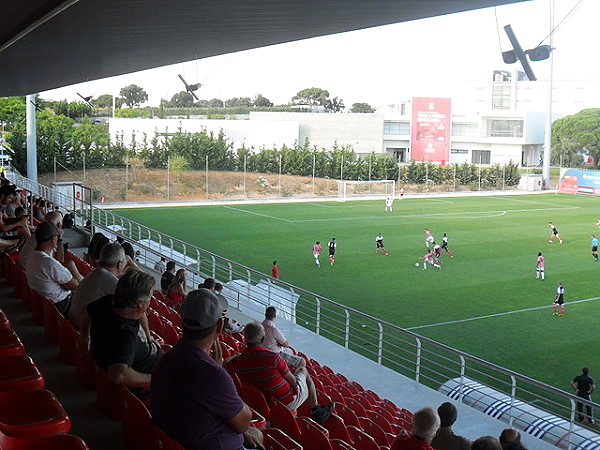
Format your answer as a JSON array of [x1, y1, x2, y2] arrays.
[[112, 193, 600, 391]]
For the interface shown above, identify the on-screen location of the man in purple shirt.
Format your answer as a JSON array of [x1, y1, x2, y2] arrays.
[[150, 289, 261, 450]]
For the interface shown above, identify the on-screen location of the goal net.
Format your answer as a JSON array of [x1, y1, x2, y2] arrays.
[[336, 180, 396, 202]]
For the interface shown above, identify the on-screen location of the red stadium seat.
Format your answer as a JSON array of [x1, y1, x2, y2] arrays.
[[262, 428, 303, 450], [347, 426, 380, 450], [30, 291, 46, 327], [323, 385, 346, 406], [0, 389, 71, 438], [122, 386, 153, 450], [58, 316, 78, 366], [334, 402, 362, 430], [269, 397, 301, 442], [329, 438, 354, 450], [42, 297, 60, 344], [152, 423, 185, 450], [250, 408, 267, 429], [345, 397, 370, 418], [95, 368, 128, 421], [0, 355, 45, 391], [297, 417, 332, 450], [0, 430, 90, 450], [0, 329, 25, 357], [359, 417, 394, 447], [322, 413, 352, 445], [0, 309, 11, 329], [239, 382, 270, 421], [75, 341, 97, 391]]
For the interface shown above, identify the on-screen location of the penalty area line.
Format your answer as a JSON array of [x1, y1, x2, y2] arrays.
[[222, 206, 293, 223], [406, 295, 600, 331]]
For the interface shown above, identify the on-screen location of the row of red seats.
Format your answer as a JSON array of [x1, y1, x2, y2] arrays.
[[0, 267, 90, 449], [2, 252, 187, 449]]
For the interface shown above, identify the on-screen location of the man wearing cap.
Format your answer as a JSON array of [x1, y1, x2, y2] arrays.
[[25, 221, 79, 315], [151, 288, 262, 450], [88, 269, 162, 387], [225, 321, 334, 425], [431, 402, 470, 450]]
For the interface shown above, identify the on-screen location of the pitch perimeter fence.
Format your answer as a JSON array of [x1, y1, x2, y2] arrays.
[[8, 166, 599, 449]]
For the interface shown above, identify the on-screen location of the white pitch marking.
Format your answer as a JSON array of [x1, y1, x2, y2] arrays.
[[308, 203, 334, 208], [222, 206, 293, 222], [406, 296, 600, 331]]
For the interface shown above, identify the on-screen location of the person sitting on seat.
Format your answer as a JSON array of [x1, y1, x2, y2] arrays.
[[166, 268, 187, 308], [431, 402, 470, 450], [87, 269, 163, 387], [471, 436, 502, 450], [391, 406, 440, 450], [225, 321, 334, 425]]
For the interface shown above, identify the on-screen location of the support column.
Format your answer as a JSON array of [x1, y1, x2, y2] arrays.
[[26, 94, 38, 183]]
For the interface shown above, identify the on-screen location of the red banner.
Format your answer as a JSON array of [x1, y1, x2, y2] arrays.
[[410, 97, 451, 163]]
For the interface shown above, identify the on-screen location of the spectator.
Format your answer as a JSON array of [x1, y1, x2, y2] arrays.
[[431, 402, 470, 450], [87, 232, 110, 265], [262, 306, 291, 354], [214, 282, 228, 312], [271, 260, 279, 279], [498, 428, 520, 448], [84, 219, 92, 231], [120, 241, 140, 269], [471, 436, 502, 450], [391, 406, 440, 450], [18, 211, 62, 268], [225, 321, 334, 425], [25, 221, 79, 315], [154, 257, 166, 273], [62, 213, 74, 229], [87, 269, 163, 387], [215, 282, 244, 334], [69, 243, 127, 331], [151, 288, 263, 450], [160, 261, 176, 293], [166, 268, 187, 308], [198, 277, 216, 291]]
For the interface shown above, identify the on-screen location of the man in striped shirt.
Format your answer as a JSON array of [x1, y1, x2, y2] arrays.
[[225, 321, 334, 424]]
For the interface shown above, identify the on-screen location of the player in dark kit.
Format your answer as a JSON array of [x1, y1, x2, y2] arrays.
[[548, 222, 563, 243], [375, 233, 388, 256], [553, 281, 565, 315], [441, 233, 454, 257], [328, 238, 337, 266]]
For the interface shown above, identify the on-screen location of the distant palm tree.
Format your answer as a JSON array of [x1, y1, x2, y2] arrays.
[[324, 96, 345, 113]]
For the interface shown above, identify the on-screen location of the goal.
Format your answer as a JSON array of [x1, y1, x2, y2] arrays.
[[336, 179, 396, 202]]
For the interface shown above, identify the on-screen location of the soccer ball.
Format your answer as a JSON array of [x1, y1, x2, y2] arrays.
[[415, 263, 420, 267]]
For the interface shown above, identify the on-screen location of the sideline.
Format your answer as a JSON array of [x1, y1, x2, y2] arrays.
[[221, 205, 293, 222], [406, 295, 600, 330]]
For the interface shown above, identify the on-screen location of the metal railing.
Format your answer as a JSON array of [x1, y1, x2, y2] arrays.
[[7, 166, 598, 449]]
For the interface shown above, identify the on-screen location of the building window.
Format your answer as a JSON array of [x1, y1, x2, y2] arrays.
[[451, 149, 468, 154], [384, 121, 410, 135], [472, 150, 491, 164], [452, 122, 479, 137], [487, 119, 523, 137]]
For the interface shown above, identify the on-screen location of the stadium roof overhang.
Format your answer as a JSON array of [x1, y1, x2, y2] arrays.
[[0, 0, 530, 97]]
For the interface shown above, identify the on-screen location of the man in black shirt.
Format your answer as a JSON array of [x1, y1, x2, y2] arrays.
[[571, 367, 596, 425], [160, 261, 176, 293], [88, 269, 163, 388]]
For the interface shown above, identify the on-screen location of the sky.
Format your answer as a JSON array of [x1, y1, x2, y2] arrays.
[[41, 0, 598, 111]]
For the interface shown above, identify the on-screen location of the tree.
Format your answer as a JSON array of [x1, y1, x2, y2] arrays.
[[169, 91, 195, 108], [169, 154, 189, 182], [552, 108, 600, 167], [119, 84, 148, 108], [350, 102, 375, 113], [224, 97, 253, 108], [254, 94, 273, 108], [208, 98, 224, 108], [94, 94, 114, 108], [291, 88, 329, 106], [324, 96, 345, 113]]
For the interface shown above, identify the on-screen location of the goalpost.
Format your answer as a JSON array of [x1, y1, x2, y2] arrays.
[[336, 179, 396, 202]]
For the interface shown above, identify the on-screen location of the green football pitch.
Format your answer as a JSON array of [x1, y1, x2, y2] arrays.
[[112, 193, 600, 390]]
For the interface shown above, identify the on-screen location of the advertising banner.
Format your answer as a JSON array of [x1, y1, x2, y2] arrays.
[[410, 97, 451, 164], [559, 169, 600, 196]]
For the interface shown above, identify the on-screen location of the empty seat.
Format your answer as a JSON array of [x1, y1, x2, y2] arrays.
[[347, 426, 380, 450], [0, 355, 45, 391], [152, 423, 185, 450], [297, 417, 332, 450], [0, 310, 11, 329], [322, 413, 352, 445], [359, 417, 394, 447], [0, 389, 71, 438], [58, 317, 78, 366], [269, 398, 301, 442], [239, 382, 270, 421], [75, 341, 97, 391], [95, 368, 128, 421], [122, 386, 153, 450], [334, 402, 362, 430], [0, 430, 90, 450], [262, 428, 303, 450], [0, 329, 25, 357], [42, 297, 60, 344]]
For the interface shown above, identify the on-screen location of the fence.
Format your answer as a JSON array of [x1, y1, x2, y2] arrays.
[[7, 166, 599, 449]]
